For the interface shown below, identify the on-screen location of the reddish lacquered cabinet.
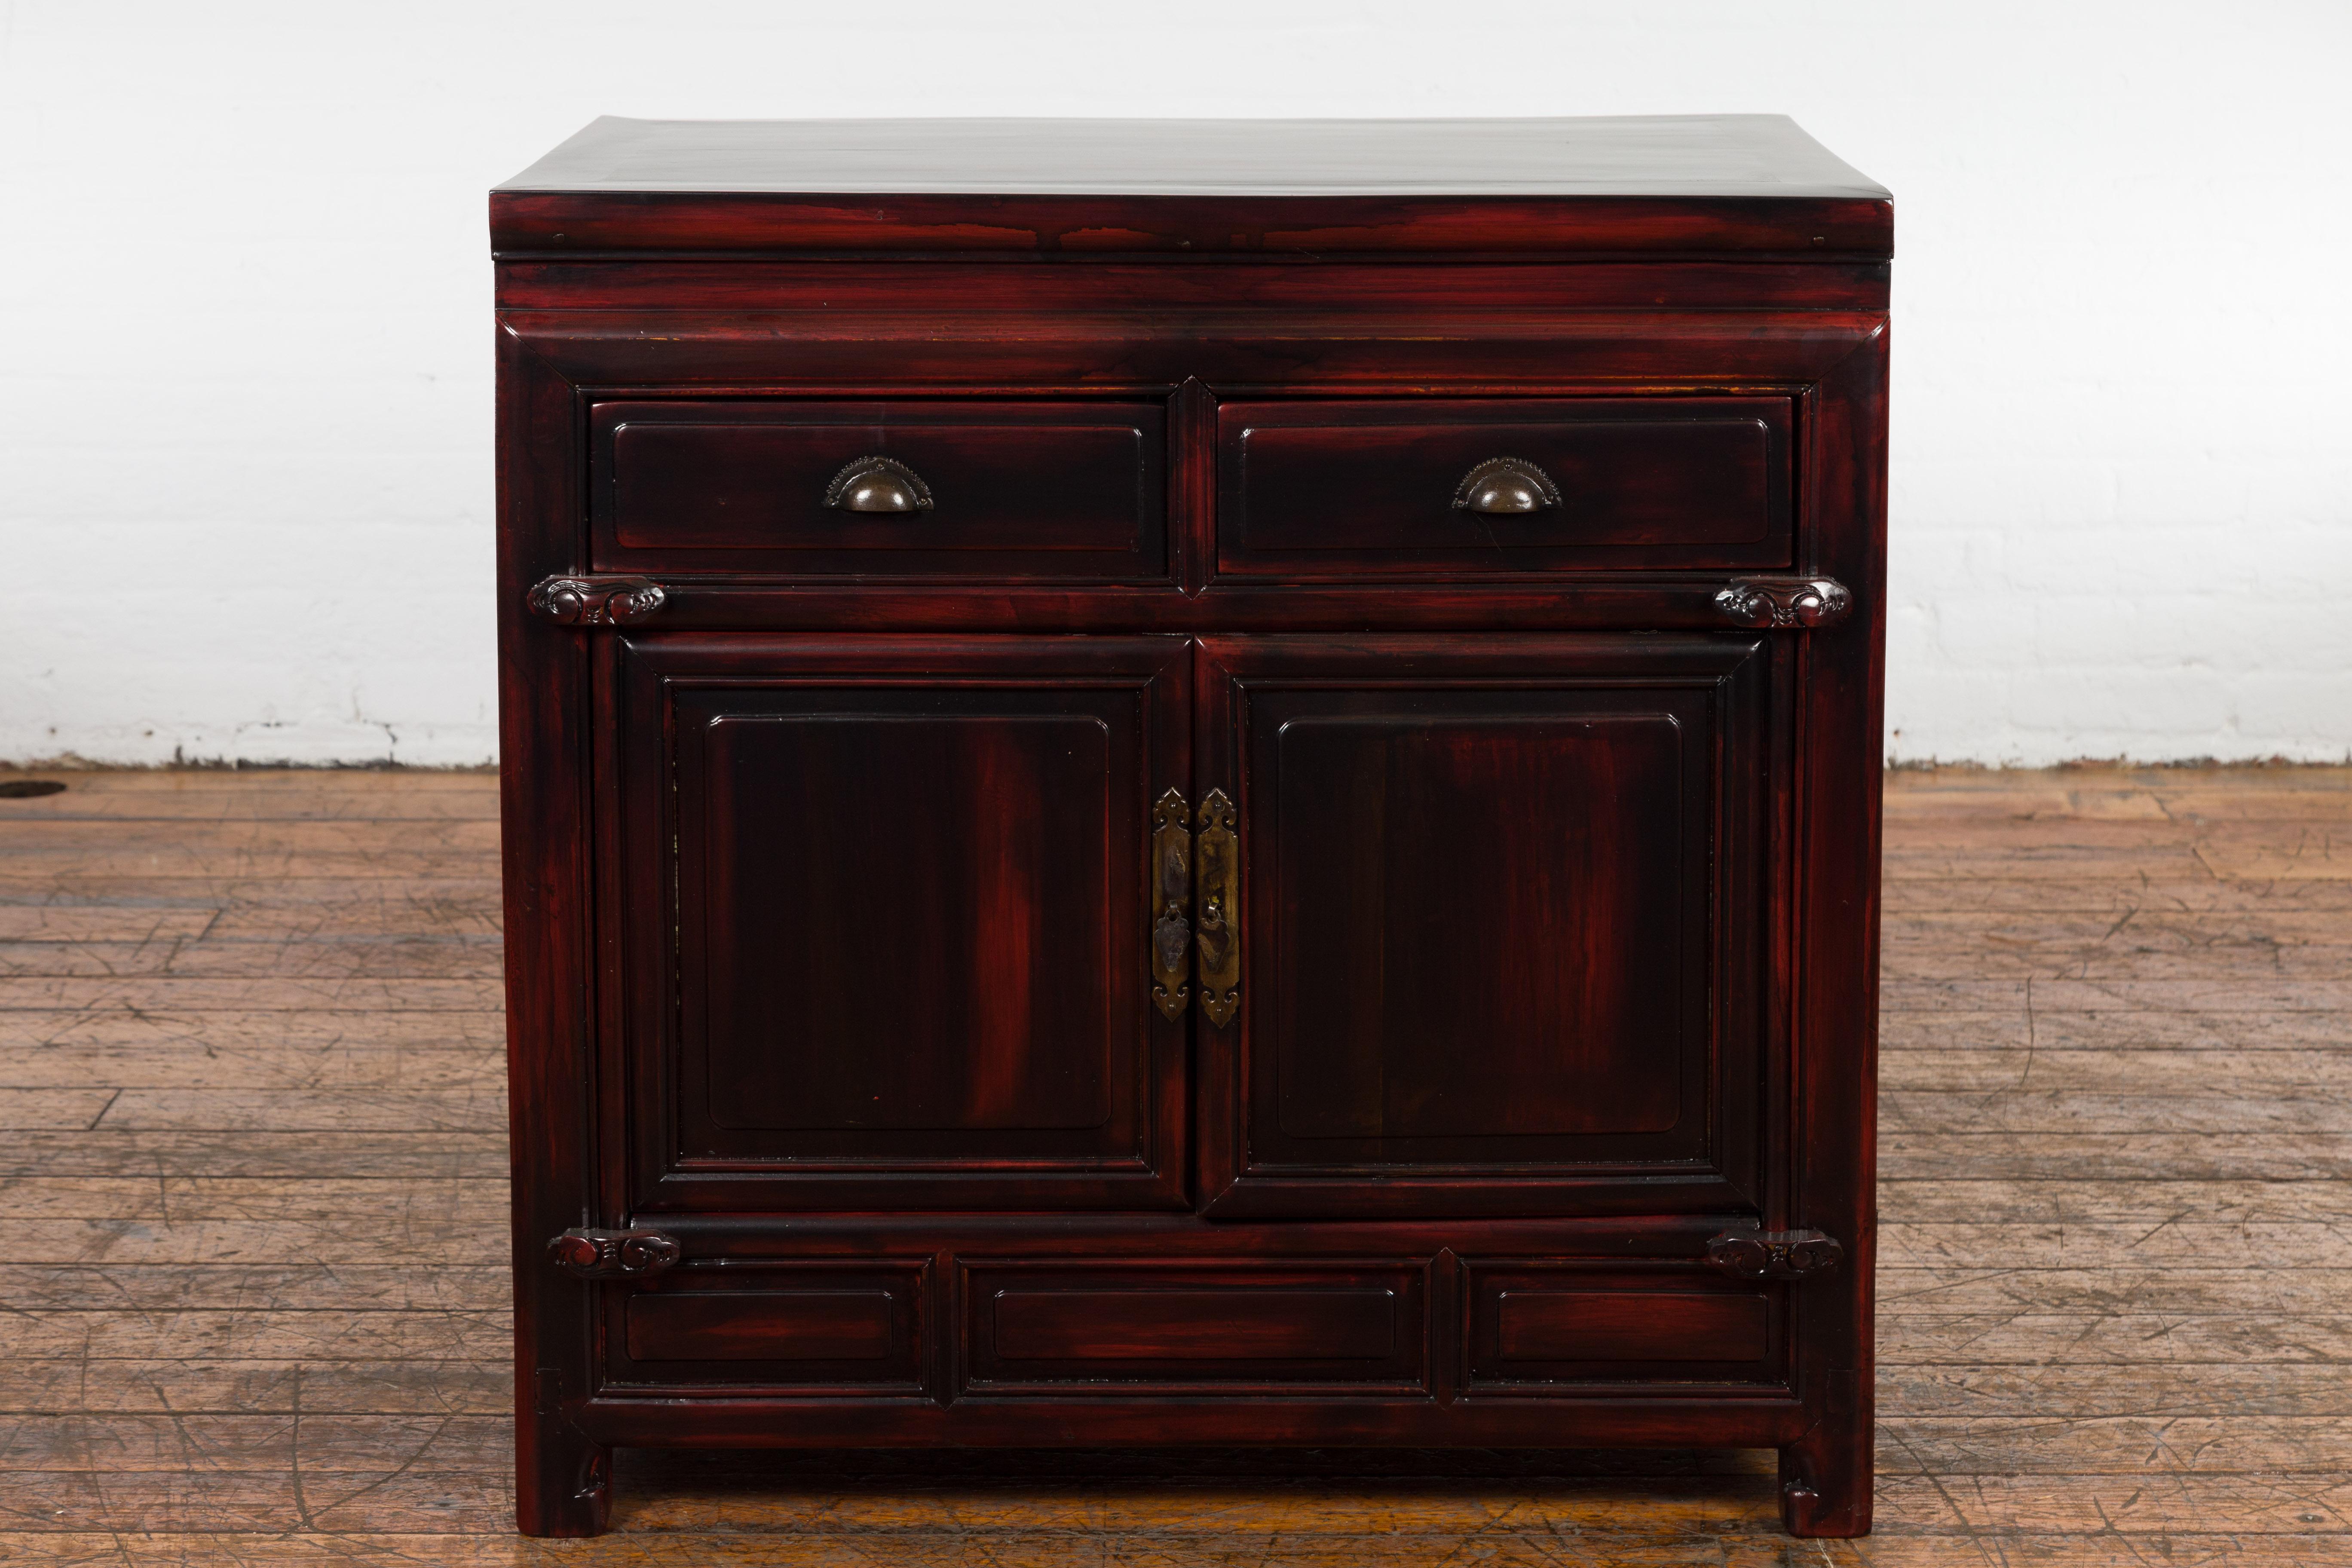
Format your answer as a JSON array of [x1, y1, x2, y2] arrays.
[[492, 116, 1890, 1538]]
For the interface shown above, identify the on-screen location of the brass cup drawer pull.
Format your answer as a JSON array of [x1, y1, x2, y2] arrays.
[[1453, 456, 1561, 515], [825, 455, 934, 514]]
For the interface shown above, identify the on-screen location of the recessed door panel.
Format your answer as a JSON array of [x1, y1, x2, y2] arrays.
[[1200, 635, 1772, 1218], [602, 1260, 930, 1392], [1463, 1262, 1784, 1388], [1273, 711, 1688, 1142], [609, 635, 1191, 1211], [961, 1260, 1429, 1393], [694, 709, 1113, 1134]]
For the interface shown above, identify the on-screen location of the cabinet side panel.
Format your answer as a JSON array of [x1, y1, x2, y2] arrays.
[[497, 320, 607, 1534], [1779, 322, 1887, 1538]]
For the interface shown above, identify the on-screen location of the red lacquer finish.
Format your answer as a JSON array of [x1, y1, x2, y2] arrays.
[[494, 116, 1888, 1539]]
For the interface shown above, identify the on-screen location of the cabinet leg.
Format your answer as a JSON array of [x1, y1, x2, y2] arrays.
[[517, 1413, 610, 1538], [1778, 1412, 1872, 1537]]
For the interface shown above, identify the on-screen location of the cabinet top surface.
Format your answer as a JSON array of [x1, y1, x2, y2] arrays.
[[499, 115, 1884, 199]]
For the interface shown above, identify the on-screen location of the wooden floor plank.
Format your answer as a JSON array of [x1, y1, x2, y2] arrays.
[[1880, 1092, 2352, 1135], [1883, 977, 2352, 1012], [1881, 1363, 2352, 1418], [0, 977, 505, 1011], [1883, 1009, 2352, 1051], [1884, 1050, 2352, 1092], [0, 1176, 507, 1223], [1870, 1473, 2352, 1534], [1880, 1314, 2352, 1364], [1881, 1130, 2352, 1181], [0, 907, 220, 941], [1883, 878, 2352, 913], [0, 1009, 506, 1051], [0, 1088, 126, 1130], [0, 1414, 512, 1473], [7, 1308, 507, 1361], [1886, 907, 2352, 946], [0, 819, 498, 854], [1, 1046, 505, 1092], [0, 934, 504, 980], [1877, 1179, 2352, 1223], [0, 875, 502, 901], [0, 1089, 505, 1136], [0, 1130, 508, 1179], [72, 1088, 506, 1133], [1878, 1222, 2352, 1269], [1877, 1416, 2352, 1475], [0, 848, 508, 881], [10, 1218, 506, 1266], [1885, 946, 2352, 980], [0, 1360, 511, 1415], [8, 1264, 510, 1311], [1878, 1268, 2352, 1316]]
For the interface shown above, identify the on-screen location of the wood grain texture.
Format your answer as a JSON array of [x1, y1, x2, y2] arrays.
[[3, 764, 2348, 1562], [489, 114, 1892, 261]]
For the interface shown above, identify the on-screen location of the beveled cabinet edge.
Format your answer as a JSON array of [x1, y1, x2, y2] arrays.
[[490, 190, 1893, 260], [499, 306, 1885, 396]]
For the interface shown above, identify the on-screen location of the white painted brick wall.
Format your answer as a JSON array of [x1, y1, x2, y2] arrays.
[[3, 1, 2346, 765]]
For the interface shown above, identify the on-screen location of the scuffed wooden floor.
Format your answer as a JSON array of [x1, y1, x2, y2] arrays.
[[1, 766, 2347, 1565]]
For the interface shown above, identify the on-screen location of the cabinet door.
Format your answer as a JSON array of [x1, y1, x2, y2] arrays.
[[1197, 635, 1774, 1218], [606, 635, 1190, 1211]]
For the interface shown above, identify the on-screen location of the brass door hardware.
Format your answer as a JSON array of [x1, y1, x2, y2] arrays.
[[1194, 789, 1241, 1027], [824, 455, 934, 514], [1453, 456, 1561, 514], [1705, 1228, 1844, 1279], [1149, 787, 1192, 1020], [1147, 786, 1240, 1027], [548, 1227, 681, 1279]]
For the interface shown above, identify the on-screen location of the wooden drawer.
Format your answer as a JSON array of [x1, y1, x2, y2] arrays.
[[589, 399, 1168, 579], [603, 1262, 928, 1391], [1216, 397, 1792, 578], [1464, 1262, 1782, 1388], [962, 1261, 1427, 1393]]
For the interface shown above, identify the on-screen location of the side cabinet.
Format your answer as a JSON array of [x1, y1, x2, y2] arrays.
[[494, 116, 1889, 1542]]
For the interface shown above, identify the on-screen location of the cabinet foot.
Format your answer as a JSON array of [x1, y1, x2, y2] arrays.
[[517, 1417, 610, 1538], [1778, 1419, 1872, 1537]]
